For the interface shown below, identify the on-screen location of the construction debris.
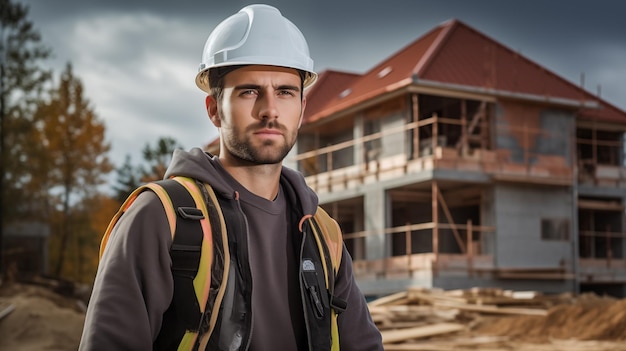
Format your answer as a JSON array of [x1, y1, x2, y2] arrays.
[[369, 287, 626, 351], [3, 282, 626, 350]]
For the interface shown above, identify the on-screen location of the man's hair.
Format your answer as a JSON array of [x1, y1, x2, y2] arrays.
[[208, 66, 306, 102]]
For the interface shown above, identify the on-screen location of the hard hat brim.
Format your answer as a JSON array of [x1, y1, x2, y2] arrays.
[[195, 63, 317, 94]]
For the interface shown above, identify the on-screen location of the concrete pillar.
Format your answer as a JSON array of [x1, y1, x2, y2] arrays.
[[354, 115, 364, 168], [364, 188, 389, 260]]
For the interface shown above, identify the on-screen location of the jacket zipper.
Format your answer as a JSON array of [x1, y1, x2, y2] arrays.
[[299, 225, 314, 350], [233, 194, 254, 350]]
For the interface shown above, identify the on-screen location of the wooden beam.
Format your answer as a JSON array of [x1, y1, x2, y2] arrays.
[[432, 301, 548, 316], [0, 302, 15, 321], [389, 189, 431, 203], [368, 291, 409, 307], [381, 323, 465, 344], [578, 199, 624, 211], [437, 190, 467, 253]]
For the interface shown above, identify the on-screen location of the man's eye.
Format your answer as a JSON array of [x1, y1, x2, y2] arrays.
[[241, 90, 257, 96], [278, 90, 295, 96]]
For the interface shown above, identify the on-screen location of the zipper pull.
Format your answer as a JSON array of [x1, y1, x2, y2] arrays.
[[302, 258, 325, 319], [307, 285, 324, 319]]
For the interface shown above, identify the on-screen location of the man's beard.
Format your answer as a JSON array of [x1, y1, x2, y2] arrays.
[[222, 118, 296, 165]]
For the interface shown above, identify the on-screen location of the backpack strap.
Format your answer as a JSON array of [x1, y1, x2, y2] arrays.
[[154, 178, 204, 349], [100, 182, 177, 258], [310, 207, 343, 276], [100, 176, 218, 350], [307, 207, 346, 351], [156, 177, 230, 351], [155, 177, 217, 351]]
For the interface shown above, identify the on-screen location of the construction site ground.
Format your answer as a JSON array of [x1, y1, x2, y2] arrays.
[[1, 280, 626, 350]]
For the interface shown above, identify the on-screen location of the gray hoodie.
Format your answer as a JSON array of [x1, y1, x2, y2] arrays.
[[79, 148, 382, 350]]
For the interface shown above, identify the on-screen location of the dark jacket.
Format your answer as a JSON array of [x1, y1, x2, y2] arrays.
[[79, 148, 383, 350]]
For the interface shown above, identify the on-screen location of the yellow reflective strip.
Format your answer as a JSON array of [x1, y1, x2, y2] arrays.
[[173, 177, 213, 313], [198, 183, 231, 349], [177, 332, 198, 351], [195, 220, 213, 311], [331, 311, 340, 351]]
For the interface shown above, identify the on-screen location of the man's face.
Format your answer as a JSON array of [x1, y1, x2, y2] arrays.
[[208, 65, 306, 165]]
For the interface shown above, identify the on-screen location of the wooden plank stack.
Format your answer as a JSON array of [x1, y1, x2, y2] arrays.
[[368, 287, 571, 350]]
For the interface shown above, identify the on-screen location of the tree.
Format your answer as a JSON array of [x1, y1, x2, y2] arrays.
[[0, 0, 52, 275], [69, 193, 119, 283], [112, 154, 142, 204], [31, 63, 113, 277], [141, 136, 182, 183]]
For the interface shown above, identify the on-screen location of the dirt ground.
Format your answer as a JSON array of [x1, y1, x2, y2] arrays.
[[0, 282, 86, 351], [464, 293, 626, 351], [2, 282, 626, 350]]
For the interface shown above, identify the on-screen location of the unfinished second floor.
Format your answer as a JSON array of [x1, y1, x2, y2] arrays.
[[292, 90, 626, 195], [292, 18, 626, 196]]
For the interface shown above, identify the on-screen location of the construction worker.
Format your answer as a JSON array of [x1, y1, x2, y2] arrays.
[[79, 4, 383, 350]]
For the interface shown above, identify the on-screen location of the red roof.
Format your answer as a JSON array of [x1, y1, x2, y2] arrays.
[[304, 19, 626, 125], [304, 70, 361, 120]]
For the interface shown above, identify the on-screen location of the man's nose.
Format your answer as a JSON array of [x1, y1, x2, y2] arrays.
[[257, 93, 279, 120]]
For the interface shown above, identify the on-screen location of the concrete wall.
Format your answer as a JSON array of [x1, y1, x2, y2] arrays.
[[380, 111, 406, 158], [493, 183, 575, 269]]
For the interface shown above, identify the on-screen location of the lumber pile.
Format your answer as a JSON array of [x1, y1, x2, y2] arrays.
[[368, 287, 570, 350]]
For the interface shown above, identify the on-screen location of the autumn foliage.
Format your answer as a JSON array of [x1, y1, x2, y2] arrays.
[[0, 0, 184, 284]]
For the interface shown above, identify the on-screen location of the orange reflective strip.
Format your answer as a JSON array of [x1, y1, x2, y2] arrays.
[[173, 177, 213, 313], [100, 184, 176, 258], [143, 183, 177, 239], [314, 209, 343, 272]]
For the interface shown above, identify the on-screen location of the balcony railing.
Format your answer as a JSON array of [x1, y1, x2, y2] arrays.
[[346, 220, 496, 279]]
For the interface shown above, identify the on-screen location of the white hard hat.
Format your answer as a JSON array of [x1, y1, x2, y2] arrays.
[[195, 4, 317, 93]]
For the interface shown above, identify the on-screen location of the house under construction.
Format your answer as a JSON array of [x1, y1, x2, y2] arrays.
[[289, 19, 626, 298]]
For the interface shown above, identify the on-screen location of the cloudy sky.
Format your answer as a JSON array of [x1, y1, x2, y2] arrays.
[[17, 0, 626, 178]]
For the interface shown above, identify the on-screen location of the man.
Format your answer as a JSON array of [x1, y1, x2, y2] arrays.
[[80, 4, 383, 350]]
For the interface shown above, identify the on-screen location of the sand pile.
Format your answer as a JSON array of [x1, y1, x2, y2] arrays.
[[0, 283, 86, 351], [475, 293, 626, 342]]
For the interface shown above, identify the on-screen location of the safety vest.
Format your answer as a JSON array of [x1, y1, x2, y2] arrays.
[[100, 176, 345, 350]]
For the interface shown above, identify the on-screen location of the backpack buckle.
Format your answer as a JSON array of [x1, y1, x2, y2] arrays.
[[177, 206, 204, 220]]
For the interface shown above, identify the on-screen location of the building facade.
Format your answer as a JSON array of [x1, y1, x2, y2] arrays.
[[290, 20, 626, 297]]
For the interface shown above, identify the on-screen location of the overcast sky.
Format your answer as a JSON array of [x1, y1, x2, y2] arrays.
[[16, 0, 626, 177]]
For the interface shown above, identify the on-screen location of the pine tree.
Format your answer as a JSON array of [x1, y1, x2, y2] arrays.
[[141, 136, 183, 183], [113, 154, 142, 204], [0, 0, 52, 275]]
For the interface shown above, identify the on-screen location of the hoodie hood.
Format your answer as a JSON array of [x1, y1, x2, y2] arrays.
[[164, 148, 319, 216]]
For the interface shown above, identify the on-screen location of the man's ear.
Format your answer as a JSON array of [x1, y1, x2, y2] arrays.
[[206, 95, 221, 128], [298, 97, 307, 129]]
